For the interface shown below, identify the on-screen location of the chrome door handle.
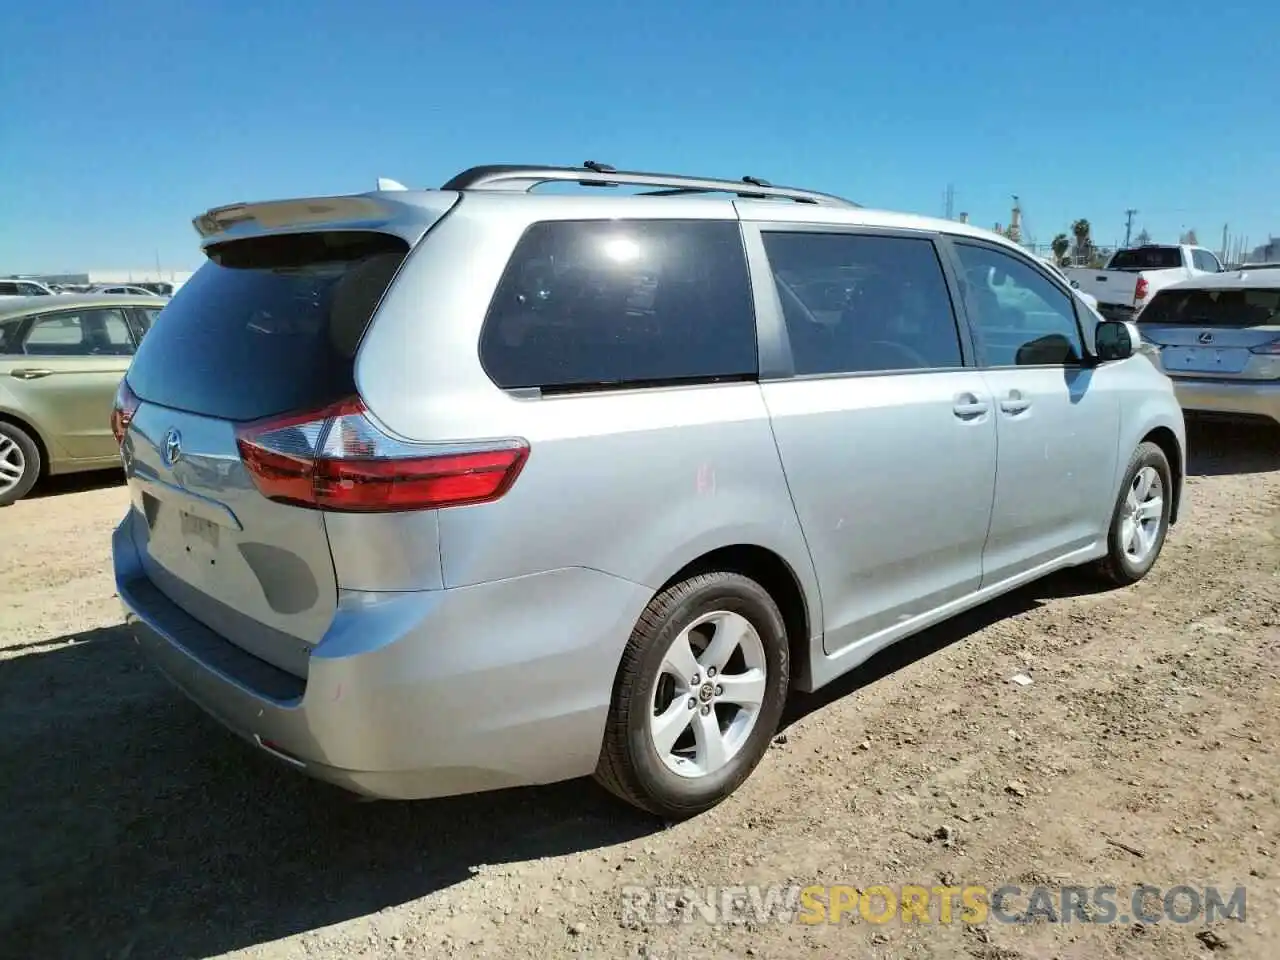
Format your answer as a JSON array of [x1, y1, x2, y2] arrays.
[[10, 368, 53, 380], [999, 390, 1031, 414], [952, 393, 989, 419]]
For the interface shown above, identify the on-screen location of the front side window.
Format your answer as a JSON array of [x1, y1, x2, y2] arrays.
[[21, 308, 136, 356], [480, 220, 757, 391], [760, 231, 964, 375], [954, 243, 1084, 367]]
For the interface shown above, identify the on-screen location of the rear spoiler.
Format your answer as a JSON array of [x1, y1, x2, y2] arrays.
[[191, 189, 457, 246]]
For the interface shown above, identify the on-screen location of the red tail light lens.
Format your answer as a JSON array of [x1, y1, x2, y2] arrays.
[[234, 398, 529, 513], [111, 380, 140, 445], [1134, 277, 1149, 301], [1249, 338, 1280, 355]]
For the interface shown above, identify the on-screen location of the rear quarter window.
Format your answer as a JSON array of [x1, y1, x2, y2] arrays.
[[479, 220, 757, 391], [126, 231, 408, 421]]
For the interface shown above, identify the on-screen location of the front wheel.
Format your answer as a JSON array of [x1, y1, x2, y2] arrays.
[[594, 572, 790, 820], [1094, 441, 1173, 585]]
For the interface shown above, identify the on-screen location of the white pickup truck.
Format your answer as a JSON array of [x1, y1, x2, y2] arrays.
[[1064, 244, 1224, 322]]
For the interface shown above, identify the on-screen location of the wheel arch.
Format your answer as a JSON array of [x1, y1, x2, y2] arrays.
[[0, 409, 51, 479], [658, 543, 817, 692], [1140, 425, 1183, 524]]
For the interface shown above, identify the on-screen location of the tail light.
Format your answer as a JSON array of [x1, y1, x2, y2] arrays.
[[1249, 338, 1280, 355], [234, 398, 529, 513], [1134, 277, 1149, 301], [110, 380, 140, 445]]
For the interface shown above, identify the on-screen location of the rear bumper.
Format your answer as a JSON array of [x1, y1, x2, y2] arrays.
[[114, 510, 651, 800], [1170, 377, 1280, 425]]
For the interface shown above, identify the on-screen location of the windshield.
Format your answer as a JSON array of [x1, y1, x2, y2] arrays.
[[1107, 247, 1182, 272], [1140, 287, 1280, 327]]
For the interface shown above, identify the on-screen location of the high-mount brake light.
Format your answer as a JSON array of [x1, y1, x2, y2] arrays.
[[234, 399, 529, 513], [111, 380, 140, 445]]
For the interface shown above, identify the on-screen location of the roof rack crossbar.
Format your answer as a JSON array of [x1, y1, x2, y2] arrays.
[[440, 164, 858, 207]]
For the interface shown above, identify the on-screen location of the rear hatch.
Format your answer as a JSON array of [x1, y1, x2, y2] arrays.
[[118, 202, 451, 677], [1140, 285, 1280, 380]]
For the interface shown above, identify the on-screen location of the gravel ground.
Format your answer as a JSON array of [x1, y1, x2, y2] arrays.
[[1, 419, 1277, 960]]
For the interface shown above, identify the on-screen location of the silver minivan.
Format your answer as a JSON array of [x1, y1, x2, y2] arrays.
[[113, 163, 1186, 818]]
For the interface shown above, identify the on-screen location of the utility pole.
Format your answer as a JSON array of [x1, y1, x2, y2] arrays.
[[1123, 209, 1138, 247], [1220, 224, 1229, 261], [944, 183, 955, 220]]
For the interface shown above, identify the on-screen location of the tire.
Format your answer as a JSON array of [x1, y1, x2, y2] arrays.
[[594, 571, 790, 820], [0, 420, 41, 507], [1093, 441, 1173, 586]]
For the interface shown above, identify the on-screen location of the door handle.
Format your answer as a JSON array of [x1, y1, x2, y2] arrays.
[[10, 368, 54, 380], [952, 392, 989, 419], [999, 390, 1031, 415]]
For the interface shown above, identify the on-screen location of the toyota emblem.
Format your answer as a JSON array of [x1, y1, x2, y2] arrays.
[[162, 428, 183, 466]]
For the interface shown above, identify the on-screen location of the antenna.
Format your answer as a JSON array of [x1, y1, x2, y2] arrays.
[[376, 178, 409, 191]]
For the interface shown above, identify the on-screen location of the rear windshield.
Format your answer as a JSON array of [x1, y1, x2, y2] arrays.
[[1140, 287, 1280, 327], [126, 231, 408, 421], [1107, 247, 1182, 271]]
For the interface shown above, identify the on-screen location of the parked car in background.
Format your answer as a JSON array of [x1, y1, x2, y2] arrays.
[[1137, 269, 1280, 427], [1041, 258, 1099, 312], [0, 279, 57, 299], [1064, 244, 1224, 322], [112, 163, 1185, 819], [0, 293, 165, 505], [90, 284, 160, 297]]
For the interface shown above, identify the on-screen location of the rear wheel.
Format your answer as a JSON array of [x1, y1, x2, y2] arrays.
[[0, 421, 40, 506], [1094, 441, 1172, 585], [595, 572, 790, 819]]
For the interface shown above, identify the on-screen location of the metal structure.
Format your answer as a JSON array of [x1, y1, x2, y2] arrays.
[[440, 161, 860, 207]]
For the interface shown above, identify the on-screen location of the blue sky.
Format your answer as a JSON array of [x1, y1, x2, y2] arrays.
[[2, 0, 1277, 273]]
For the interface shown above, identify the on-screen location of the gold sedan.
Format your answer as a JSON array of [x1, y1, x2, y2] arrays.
[[0, 293, 166, 505]]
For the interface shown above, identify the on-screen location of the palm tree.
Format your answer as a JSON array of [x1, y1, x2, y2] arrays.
[[1071, 219, 1093, 264], [1051, 233, 1071, 264]]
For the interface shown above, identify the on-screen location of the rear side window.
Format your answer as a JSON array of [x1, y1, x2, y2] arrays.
[[761, 231, 964, 375], [22, 308, 135, 356], [1191, 249, 1221, 272], [126, 231, 407, 421], [1108, 247, 1182, 271], [479, 220, 756, 391], [0, 316, 24, 353], [1140, 287, 1280, 327]]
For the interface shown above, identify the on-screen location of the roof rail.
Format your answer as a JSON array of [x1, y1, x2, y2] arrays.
[[440, 162, 859, 207]]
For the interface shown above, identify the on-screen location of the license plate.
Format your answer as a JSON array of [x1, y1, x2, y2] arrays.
[[180, 511, 219, 549], [1164, 346, 1249, 375]]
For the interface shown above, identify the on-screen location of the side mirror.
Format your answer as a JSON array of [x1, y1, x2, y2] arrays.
[[1094, 320, 1135, 362]]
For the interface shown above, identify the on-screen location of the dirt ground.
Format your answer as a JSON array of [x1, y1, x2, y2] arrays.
[[2, 419, 1277, 960]]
